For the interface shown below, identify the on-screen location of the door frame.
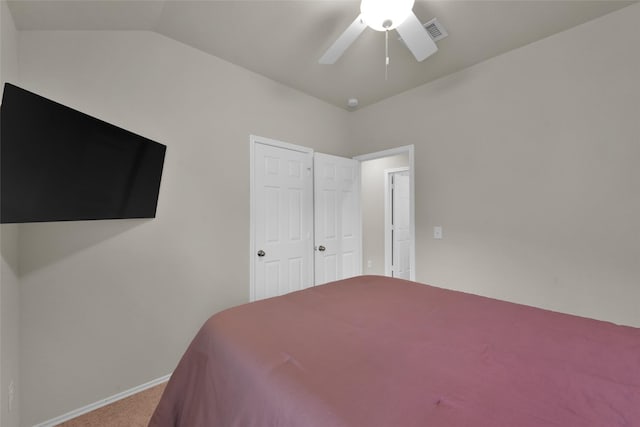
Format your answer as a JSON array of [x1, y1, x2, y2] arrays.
[[384, 167, 411, 278], [353, 145, 416, 281], [249, 135, 314, 302]]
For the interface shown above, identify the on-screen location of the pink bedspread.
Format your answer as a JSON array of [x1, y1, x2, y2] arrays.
[[149, 275, 640, 426]]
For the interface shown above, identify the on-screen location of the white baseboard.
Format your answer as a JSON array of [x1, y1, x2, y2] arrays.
[[33, 373, 171, 427]]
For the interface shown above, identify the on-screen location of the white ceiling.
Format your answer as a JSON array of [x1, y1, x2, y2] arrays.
[[7, 0, 637, 109]]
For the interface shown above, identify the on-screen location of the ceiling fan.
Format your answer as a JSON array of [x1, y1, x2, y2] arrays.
[[319, 0, 438, 65]]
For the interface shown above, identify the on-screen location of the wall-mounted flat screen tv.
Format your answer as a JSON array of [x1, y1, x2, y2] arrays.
[[1, 83, 166, 223]]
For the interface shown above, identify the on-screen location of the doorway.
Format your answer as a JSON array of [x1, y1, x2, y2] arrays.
[[354, 145, 415, 281]]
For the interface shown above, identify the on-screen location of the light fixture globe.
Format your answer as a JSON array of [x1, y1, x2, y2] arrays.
[[360, 0, 415, 31]]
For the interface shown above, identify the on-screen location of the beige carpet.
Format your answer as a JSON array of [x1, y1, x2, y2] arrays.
[[57, 382, 166, 427]]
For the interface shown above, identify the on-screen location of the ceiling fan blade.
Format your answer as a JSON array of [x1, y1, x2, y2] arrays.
[[319, 14, 367, 64], [396, 12, 438, 62]]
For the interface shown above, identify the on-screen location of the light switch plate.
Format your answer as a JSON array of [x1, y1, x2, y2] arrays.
[[434, 226, 443, 239]]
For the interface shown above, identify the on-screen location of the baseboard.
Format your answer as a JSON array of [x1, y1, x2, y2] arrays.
[[32, 373, 171, 427]]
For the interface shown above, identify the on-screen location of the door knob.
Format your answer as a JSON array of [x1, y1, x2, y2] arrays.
[[257, 250, 266, 257], [318, 245, 326, 252]]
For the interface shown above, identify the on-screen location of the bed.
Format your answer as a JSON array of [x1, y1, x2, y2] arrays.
[[149, 275, 640, 426]]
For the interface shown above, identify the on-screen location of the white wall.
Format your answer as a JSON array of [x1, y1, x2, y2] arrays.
[[16, 30, 351, 425], [361, 154, 409, 275], [1, 1, 21, 426], [350, 3, 640, 327]]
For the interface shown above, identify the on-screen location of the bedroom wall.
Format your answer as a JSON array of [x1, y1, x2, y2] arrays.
[[361, 154, 409, 276], [12, 3, 640, 424], [1, 1, 21, 426], [16, 31, 351, 425], [349, 3, 640, 327]]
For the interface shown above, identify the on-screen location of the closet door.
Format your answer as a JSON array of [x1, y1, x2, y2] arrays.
[[314, 153, 361, 285], [252, 140, 314, 301]]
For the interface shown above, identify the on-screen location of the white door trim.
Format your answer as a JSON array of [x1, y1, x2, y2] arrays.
[[354, 145, 415, 281], [353, 145, 414, 162], [249, 135, 314, 302], [384, 167, 410, 277]]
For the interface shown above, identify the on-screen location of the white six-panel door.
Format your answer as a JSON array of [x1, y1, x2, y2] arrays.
[[253, 141, 314, 300], [314, 153, 361, 285], [391, 170, 411, 279]]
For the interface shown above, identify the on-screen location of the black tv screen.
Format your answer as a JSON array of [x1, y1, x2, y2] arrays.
[[1, 83, 166, 223]]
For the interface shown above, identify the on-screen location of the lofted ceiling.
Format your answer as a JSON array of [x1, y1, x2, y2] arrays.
[[7, 0, 637, 110]]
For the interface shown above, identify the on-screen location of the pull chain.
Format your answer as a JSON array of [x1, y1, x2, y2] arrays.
[[385, 29, 389, 81]]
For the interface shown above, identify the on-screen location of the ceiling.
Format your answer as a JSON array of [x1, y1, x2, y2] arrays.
[[7, 0, 637, 110]]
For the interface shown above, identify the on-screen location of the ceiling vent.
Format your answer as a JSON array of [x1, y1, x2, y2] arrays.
[[423, 18, 448, 42], [398, 17, 448, 47]]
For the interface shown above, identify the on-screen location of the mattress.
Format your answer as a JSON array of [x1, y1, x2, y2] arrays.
[[149, 275, 640, 426]]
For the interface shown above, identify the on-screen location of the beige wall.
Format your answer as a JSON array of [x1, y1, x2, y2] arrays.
[[0, 223, 20, 427], [350, 3, 640, 327], [1, 1, 21, 426], [7, 2, 640, 424], [361, 154, 409, 276], [16, 30, 350, 425]]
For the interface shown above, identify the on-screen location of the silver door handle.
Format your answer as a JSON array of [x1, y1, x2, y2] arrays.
[[318, 245, 326, 252], [257, 250, 266, 257]]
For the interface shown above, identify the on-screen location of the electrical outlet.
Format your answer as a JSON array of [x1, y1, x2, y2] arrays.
[[8, 380, 15, 412], [367, 260, 372, 268], [434, 226, 443, 240]]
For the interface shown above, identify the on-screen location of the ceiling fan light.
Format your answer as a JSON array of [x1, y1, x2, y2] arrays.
[[360, 0, 415, 32]]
